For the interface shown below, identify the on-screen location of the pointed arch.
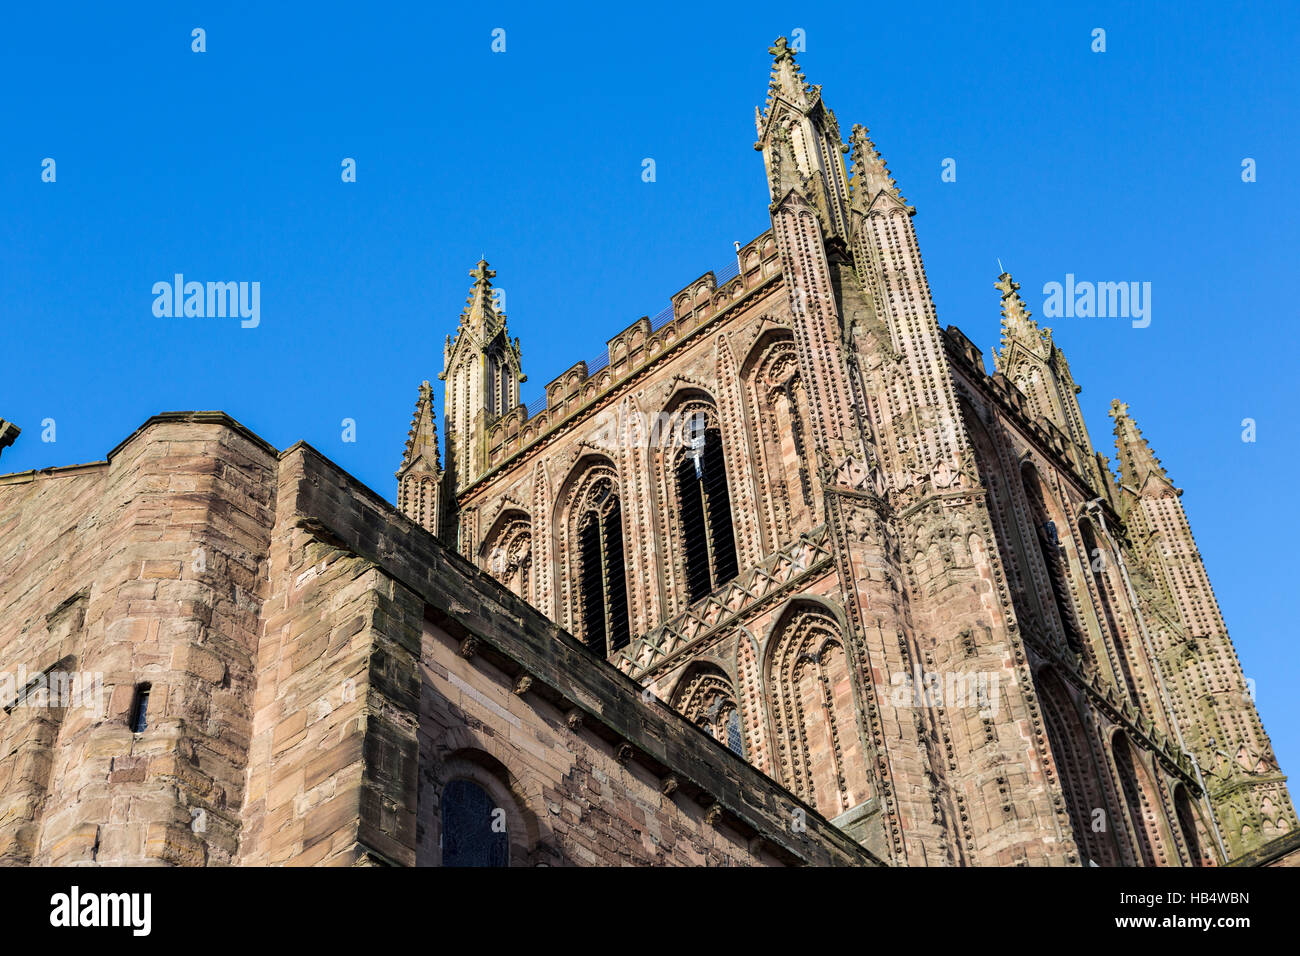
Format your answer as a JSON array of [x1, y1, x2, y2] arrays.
[[763, 599, 865, 819], [421, 747, 542, 867], [556, 455, 630, 657], [480, 508, 533, 604], [654, 389, 739, 609], [670, 663, 744, 757], [742, 328, 818, 549], [1112, 730, 1171, 866], [1034, 667, 1124, 866]]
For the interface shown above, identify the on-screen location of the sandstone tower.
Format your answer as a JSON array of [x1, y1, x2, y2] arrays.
[[401, 38, 1294, 865], [0, 39, 1290, 870]]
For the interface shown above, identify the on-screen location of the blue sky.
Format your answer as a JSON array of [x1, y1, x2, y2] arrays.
[[3, 3, 1298, 785]]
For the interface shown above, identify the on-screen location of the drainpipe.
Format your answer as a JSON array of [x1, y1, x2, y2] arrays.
[[1085, 498, 1228, 863]]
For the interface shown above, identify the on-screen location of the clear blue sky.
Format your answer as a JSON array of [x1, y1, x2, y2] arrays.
[[3, 3, 1297, 786]]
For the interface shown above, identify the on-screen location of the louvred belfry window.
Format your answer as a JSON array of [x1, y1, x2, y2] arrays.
[[576, 478, 630, 656], [1022, 465, 1084, 655], [676, 415, 739, 604]]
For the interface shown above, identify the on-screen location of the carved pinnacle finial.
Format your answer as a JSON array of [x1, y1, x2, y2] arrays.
[[468, 259, 496, 295], [996, 271, 1034, 326], [397, 380, 440, 476], [1109, 400, 1171, 490], [848, 123, 904, 209], [760, 35, 813, 122], [459, 258, 503, 334], [996, 270, 1051, 360]]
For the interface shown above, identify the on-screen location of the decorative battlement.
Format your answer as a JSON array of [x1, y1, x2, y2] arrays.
[[481, 231, 781, 475]]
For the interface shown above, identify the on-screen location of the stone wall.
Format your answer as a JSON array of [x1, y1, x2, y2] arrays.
[[0, 413, 877, 867]]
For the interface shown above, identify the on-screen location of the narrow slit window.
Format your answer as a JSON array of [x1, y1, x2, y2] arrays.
[[130, 683, 151, 733]]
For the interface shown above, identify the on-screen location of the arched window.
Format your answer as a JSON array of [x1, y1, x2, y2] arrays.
[[743, 330, 817, 545], [575, 476, 630, 655], [1021, 464, 1083, 655], [1079, 519, 1141, 702], [766, 604, 866, 819], [675, 411, 739, 604], [1035, 668, 1123, 866], [1174, 784, 1207, 867], [441, 779, 508, 867], [484, 512, 533, 603], [1113, 732, 1166, 867], [672, 666, 744, 757]]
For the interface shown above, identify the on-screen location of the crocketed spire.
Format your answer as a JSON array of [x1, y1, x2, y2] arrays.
[[995, 271, 1051, 360], [1110, 400, 1172, 493], [848, 123, 905, 210], [397, 380, 440, 476]]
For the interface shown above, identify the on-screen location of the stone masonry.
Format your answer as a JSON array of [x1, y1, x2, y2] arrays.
[[0, 413, 876, 866]]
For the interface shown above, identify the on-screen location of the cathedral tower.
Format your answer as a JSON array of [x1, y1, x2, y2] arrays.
[[440, 260, 526, 493], [394, 39, 1294, 867], [758, 38, 1066, 865]]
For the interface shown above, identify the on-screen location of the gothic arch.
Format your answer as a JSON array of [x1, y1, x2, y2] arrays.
[[652, 389, 739, 611], [1111, 730, 1172, 866], [763, 599, 866, 820], [670, 662, 744, 757], [1033, 667, 1124, 866], [556, 455, 631, 657], [480, 507, 533, 604], [1020, 461, 1085, 658], [741, 328, 818, 548]]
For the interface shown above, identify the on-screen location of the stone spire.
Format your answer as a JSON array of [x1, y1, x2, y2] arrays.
[[848, 123, 906, 211], [397, 381, 440, 475], [440, 259, 526, 491], [397, 381, 444, 535], [758, 36, 814, 129], [755, 38, 852, 238], [1110, 400, 1172, 493], [994, 271, 1050, 360]]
